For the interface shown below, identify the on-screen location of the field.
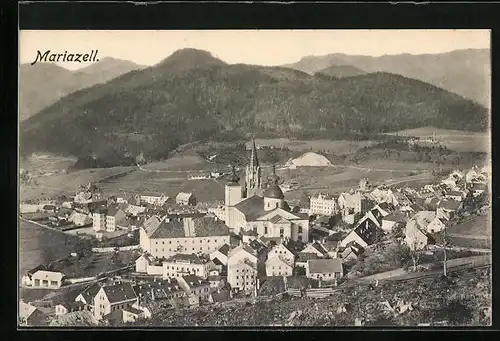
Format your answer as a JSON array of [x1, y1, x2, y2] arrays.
[[20, 166, 136, 202], [143, 152, 214, 171], [245, 138, 376, 154], [98, 169, 225, 203], [20, 153, 77, 174], [447, 214, 491, 249], [385, 127, 490, 153]]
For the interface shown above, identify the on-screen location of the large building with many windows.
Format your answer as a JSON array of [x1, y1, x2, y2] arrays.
[[139, 215, 231, 259], [309, 193, 338, 216]]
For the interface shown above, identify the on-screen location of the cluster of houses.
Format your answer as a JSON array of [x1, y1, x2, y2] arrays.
[[307, 164, 490, 254]]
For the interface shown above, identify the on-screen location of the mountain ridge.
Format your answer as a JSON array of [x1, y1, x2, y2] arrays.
[[19, 57, 147, 121], [20, 48, 489, 165], [283, 48, 490, 107]]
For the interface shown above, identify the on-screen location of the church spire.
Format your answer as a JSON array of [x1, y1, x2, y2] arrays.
[[250, 137, 259, 169]]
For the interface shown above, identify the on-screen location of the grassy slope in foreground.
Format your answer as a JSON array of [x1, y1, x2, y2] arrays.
[[128, 267, 491, 327]]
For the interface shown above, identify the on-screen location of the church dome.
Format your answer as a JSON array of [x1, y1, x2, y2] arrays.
[[264, 164, 284, 199], [264, 184, 284, 199]]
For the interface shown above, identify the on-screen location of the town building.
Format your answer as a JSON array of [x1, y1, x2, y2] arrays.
[[404, 218, 430, 251], [93, 282, 138, 320], [227, 245, 259, 292], [162, 253, 213, 279], [209, 244, 231, 266], [140, 193, 171, 206], [266, 243, 295, 266], [340, 211, 384, 248], [176, 192, 197, 206], [19, 300, 47, 326], [309, 193, 337, 216], [139, 215, 231, 259], [106, 207, 127, 232], [381, 212, 407, 233], [265, 255, 293, 277], [75, 283, 102, 312], [337, 191, 363, 222], [31, 270, 65, 289], [92, 208, 107, 232], [55, 301, 85, 316], [177, 275, 212, 303], [306, 258, 344, 281], [300, 242, 329, 258]]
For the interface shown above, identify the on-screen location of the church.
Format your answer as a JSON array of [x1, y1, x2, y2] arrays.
[[224, 139, 310, 243]]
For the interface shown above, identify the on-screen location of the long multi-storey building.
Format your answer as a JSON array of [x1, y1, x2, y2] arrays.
[[139, 215, 231, 259]]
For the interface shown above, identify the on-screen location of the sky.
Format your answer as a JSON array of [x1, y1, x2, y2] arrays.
[[20, 29, 490, 70]]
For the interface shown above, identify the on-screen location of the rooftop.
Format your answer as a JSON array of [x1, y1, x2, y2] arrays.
[[307, 258, 343, 274], [164, 253, 208, 265], [102, 282, 137, 304]]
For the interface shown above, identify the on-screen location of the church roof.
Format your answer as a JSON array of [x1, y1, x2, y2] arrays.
[[234, 195, 266, 221]]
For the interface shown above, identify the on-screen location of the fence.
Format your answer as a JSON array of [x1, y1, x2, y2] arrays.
[[91, 245, 140, 253], [66, 276, 96, 284], [286, 287, 338, 299]]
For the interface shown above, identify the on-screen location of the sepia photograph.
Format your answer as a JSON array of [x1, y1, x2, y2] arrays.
[[18, 29, 491, 328]]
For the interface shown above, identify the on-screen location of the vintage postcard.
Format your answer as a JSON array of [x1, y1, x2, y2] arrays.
[[18, 29, 491, 327]]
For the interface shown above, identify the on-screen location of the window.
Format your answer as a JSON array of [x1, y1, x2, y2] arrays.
[[264, 226, 268, 234], [50, 280, 58, 286], [268, 203, 270, 208], [298, 226, 303, 233], [276, 203, 279, 208], [169, 241, 172, 244], [236, 276, 239, 279], [236, 269, 239, 272], [162, 241, 165, 244]]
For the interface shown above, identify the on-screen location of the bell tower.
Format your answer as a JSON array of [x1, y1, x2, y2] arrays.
[[245, 138, 262, 198]]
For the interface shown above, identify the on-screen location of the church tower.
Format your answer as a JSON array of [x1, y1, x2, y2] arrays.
[[225, 165, 243, 231], [244, 138, 262, 198], [263, 165, 285, 211]]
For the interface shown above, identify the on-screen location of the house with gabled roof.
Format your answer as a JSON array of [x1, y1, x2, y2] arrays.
[[340, 211, 384, 248], [55, 300, 85, 316], [426, 216, 447, 234], [306, 258, 343, 281], [227, 244, 259, 292], [381, 211, 407, 233], [176, 192, 197, 206], [267, 243, 294, 266], [338, 241, 364, 261], [300, 242, 328, 258], [106, 206, 127, 232], [404, 219, 430, 251], [135, 252, 155, 273], [177, 275, 211, 303], [75, 282, 102, 311], [93, 282, 138, 320], [19, 300, 47, 326], [210, 244, 231, 266], [266, 255, 293, 277]]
